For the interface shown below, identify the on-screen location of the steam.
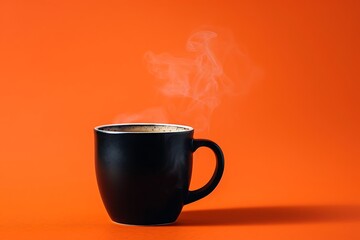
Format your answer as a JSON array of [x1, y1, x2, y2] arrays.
[[114, 107, 168, 123], [114, 29, 259, 132]]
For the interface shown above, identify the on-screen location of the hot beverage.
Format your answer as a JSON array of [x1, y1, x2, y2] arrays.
[[94, 123, 224, 225]]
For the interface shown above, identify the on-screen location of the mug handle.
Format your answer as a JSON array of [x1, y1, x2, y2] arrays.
[[185, 139, 225, 205]]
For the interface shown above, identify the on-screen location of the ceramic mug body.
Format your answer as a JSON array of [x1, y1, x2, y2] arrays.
[[94, 123, 224, 225]]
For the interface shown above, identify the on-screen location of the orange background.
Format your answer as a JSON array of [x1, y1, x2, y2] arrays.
[[1, 0, 360, 239]]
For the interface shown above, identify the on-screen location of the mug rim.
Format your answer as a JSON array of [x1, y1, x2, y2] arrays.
[[94, 123, 194, 134]]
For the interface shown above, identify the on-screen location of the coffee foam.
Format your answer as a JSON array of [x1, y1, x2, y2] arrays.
[[100, 125, 190, 133]]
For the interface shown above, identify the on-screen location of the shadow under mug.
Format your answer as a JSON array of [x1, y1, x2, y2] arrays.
[[94, 123, 224, 225]]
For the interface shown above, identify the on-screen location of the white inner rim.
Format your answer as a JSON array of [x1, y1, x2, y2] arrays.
[[95, 123, 193, 134]]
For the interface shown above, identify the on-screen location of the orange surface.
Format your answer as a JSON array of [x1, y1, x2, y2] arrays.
[[1, 0, 360, 239]]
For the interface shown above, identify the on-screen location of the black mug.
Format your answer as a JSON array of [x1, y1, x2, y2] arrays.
[[94, 123, 224, 225]]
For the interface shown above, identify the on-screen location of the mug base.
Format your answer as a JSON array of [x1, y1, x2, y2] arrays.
[[111, 220, 176, 226]]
